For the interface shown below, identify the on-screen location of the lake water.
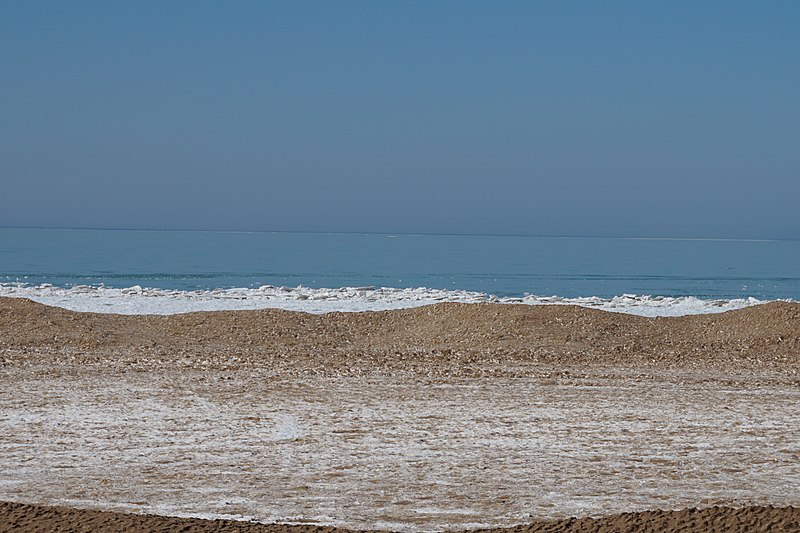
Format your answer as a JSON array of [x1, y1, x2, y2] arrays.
[[1, 228, 798, 315]]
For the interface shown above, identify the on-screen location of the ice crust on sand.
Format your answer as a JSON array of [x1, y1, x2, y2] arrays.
[[0, 282, 772, 317], [1, 373, 799, 532]]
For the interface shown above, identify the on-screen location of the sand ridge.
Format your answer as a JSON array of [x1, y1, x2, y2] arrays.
[[1, 501, 798, 533], [2, 297, 799, 377]]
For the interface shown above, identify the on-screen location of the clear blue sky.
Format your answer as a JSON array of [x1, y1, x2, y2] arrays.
[[2, 1, 798, 238]]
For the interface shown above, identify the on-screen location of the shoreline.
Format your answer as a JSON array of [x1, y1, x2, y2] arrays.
[[0, 284, 778, 317]]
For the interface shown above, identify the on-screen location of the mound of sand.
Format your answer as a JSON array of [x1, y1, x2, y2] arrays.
[[1, 297, 798, 376], [1, 501, 798, 533]]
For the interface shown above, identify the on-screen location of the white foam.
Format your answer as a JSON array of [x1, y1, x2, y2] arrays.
[[0, 283, 778, 317]]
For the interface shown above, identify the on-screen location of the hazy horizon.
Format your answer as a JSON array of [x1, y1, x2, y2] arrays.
[[3, 224, 799, 243]]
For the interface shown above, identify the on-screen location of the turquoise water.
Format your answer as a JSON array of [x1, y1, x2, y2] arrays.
[[1, 227, 799, 300]]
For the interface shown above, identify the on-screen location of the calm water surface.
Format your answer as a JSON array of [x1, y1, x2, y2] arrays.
[[1, 228, 799, 300]]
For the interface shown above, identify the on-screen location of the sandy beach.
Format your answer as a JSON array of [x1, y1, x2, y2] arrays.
[[1, 297, 799, 532]]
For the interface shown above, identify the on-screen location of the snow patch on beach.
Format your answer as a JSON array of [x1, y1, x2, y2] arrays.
[[272, 415, 303, 442], [1, 374, 799, 532], [0, 282, 774, 317]]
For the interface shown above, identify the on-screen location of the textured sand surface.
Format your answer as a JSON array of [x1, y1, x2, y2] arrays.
[[1, 298, 799, 531], [2, 297, 799, 376], [1, 501, 799, 533]]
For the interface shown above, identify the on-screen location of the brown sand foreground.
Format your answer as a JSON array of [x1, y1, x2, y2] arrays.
[[2, 501, 799, 533], [1, 297, 799, 531]]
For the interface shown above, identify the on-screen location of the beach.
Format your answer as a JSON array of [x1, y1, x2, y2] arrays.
[[6, 0, 800, 529], [1, 297, 799, 532]]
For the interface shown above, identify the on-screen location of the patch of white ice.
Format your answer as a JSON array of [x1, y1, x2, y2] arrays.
[[0, 283, 781, 317]]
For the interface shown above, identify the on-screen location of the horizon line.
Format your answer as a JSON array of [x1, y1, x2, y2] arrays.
[[0, 224, 794, 243]]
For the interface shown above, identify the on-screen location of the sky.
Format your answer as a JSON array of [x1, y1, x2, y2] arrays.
[[1, 1, 798, 239]]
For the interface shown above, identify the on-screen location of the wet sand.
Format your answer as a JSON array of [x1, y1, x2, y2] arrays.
[[1, 297, 799, 531]]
